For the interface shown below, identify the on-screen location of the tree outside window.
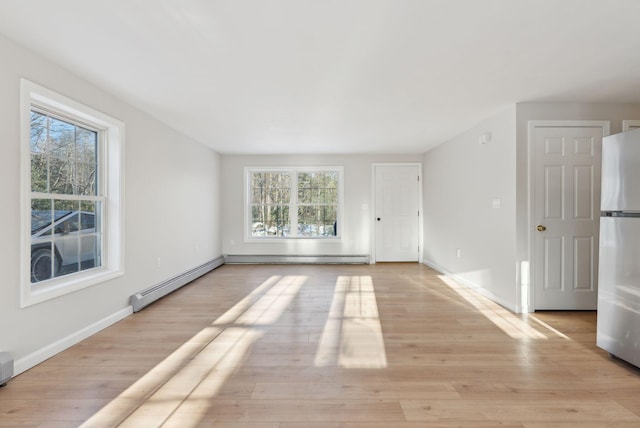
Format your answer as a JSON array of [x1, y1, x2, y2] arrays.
[[248, 168, 342, 239]]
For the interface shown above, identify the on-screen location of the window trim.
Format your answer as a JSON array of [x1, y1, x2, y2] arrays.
[[20, 79, 125, 307], [244, 166, 344, 242]]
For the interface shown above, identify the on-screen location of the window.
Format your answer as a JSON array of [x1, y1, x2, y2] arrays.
[[21, 80, 124, 307], [246, 167, 343, 239], [29, 110, 102, 283]]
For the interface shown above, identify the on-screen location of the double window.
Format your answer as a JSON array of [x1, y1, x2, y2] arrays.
[[247, 167, 343, 239], [21, 80, 124, 307]]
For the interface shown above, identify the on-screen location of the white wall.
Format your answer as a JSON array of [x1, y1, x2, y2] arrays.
[[422, 106, 518, 310], [221, 154, 422, 257], [0, 34, 222, 372]]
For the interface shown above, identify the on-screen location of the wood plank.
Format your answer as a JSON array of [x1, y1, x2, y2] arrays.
[[400, 399, 640, 422]]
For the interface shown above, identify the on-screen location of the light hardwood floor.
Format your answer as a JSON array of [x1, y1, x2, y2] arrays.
[[1, 263, 639, 427]]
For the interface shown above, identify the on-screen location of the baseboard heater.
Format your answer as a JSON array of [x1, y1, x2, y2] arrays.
[[223, 254, 369, 264], [130, 257, 224, 312]]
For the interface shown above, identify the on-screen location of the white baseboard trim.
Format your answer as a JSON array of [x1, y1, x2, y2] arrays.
[[14, 306, 133, 376], [422, 259, 517, 313]]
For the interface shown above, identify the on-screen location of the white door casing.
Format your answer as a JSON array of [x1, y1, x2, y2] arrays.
[[373, 164, 420, 262], [622, 120, 640, 132], [529, 121, 609, 310]]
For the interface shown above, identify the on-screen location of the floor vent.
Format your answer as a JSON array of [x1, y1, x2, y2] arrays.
[[0, 353, 13, 386], [130, 257, 224, 312]]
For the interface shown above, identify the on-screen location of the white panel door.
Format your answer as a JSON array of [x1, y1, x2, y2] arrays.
[[532, 125, 604, 310], [375, 165, 419, 262]]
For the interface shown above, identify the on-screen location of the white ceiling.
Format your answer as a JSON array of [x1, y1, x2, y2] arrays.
[[1, 0, 640, 154]]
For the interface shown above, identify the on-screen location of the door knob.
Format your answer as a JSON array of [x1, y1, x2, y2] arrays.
[[537, 225, 546, 232], [377, 217, 381, 221]]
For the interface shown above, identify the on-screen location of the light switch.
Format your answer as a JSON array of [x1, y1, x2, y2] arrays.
[[492, 198, 501, 209]]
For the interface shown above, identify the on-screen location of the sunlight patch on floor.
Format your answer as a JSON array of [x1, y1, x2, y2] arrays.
[[527, 314, 571, 339], [315, 275, 387, 368], [438, 275, 548, 340], [81, 275, 306, 428]]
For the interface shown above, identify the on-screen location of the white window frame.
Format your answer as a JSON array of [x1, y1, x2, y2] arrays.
[[20, 79, 125, 307], [244, 166, 344, 241]]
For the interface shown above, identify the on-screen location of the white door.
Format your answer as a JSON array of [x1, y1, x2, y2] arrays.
[[532, 124, 606, 310], [374, 165, 420, 262]]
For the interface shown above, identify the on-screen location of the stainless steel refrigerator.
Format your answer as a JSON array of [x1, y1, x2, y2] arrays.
[[597, 128, 640, 368]]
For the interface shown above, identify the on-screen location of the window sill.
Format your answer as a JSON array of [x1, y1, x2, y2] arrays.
[[22, 268, 124, 308]]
